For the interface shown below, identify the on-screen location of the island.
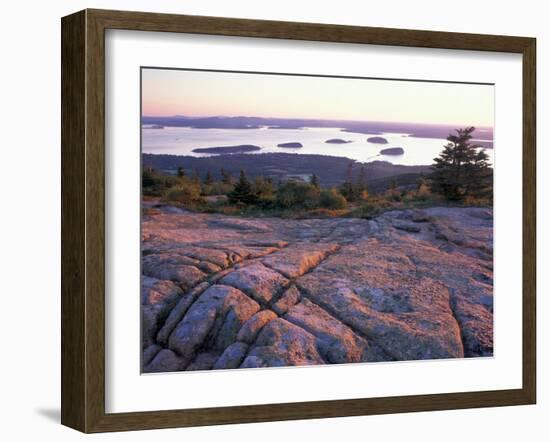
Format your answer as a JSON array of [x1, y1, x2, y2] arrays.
[[143, 124, 165, 129], [367, 136, 389, 144], [277, 142, 303, 148], [192, 145, 261, 154], [380, 147, 405, 155], [325, 138, 352, 144]]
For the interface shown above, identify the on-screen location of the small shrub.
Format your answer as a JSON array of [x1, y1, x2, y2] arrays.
[[354, 197, 394, 218], [142, 168, 179, 196], [162, 182, 203, 206], [319, 189, 347, 209], [414, 182, 431, 201], [200, 181, 232, 196], [276, 181, 320, 209], [253, 176, 275, 200]]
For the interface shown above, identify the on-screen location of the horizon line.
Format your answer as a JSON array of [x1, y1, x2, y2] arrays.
[[140, 113, 494, 129]]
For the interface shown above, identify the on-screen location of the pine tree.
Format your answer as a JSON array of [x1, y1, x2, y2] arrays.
[[355, 165, 368, 199], [221, 168, 232, 185], [177, 166, 185, 178], [192, 169, 200, 186], [204, 171, 214, 185], [310, 174, 320, 188], [430, 127, 492, 201], [340, 162, 355, 201], [228, 170, 257, 204], [464, 149, 493, 199]]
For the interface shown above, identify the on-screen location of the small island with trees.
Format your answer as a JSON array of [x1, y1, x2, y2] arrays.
[[192, 145, 261, 154], [380, 147, 405, 156], [277, 142, 303, 148]]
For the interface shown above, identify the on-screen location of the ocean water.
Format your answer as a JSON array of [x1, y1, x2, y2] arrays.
[[142, 126, 494, 166]]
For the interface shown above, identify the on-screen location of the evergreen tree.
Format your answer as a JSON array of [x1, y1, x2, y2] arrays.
[[142, 167, 157, 188], [340, 162, 355, 201], [221, 168, 232, 185], [310, 174, 320, 188], [204, 171, 214, 185], [355, 165, 368, 199], [465, 149, 493, 199], [177, 166, 185, 178], [192, 169, 200, 186], [228, 170, 257, 204], [430, 127, 492, 200]]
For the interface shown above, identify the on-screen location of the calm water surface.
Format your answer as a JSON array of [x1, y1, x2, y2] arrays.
[[142, 126, 494, 166]]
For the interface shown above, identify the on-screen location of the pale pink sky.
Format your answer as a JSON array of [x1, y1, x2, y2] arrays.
[[142, 68, 494, 126]]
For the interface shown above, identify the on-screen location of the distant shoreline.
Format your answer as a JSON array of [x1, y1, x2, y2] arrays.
[[141, 115, 494, 148]]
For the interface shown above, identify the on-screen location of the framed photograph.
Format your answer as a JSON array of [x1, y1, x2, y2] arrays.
[[61, 9, 536, 433]]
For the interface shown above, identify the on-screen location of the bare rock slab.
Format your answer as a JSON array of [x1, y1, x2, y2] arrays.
[[168, 284, 260, 362], [297, 241, 464, 360], [141, 277, 183, 348], [213, 342, 250, 369], [141, 276, 184, 305], [142, 344, 162, 366], [220, 263, 289, 304], [237, 310, 278, 344], [156, 282, 209, 345], [186, 351, 220, 371], [171, 246, 231, 268], [242, 318, 325, 367], [144, 349, 186, 373], [142, 254, 206, 289], [451, 294, 493, 356], [284, 298, 377, 363], [261, 243, 339, 278], [142, 206, 493, 370], [271, 285, 302, 315]]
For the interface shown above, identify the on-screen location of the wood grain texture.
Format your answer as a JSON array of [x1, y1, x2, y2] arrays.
[[89, 8, 532, 52], [61, 8, 537, 433], [522, 38, 537, 403], [61, 10, 86, 431]]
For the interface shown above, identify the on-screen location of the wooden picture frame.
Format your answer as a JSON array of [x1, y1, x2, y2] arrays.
[[61, 8, 536, 433]]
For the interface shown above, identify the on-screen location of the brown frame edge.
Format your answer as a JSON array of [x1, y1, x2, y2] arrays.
[[61, 8, 536, 433]]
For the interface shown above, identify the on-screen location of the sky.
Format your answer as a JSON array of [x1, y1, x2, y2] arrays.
[[141, 68, 494, 127]]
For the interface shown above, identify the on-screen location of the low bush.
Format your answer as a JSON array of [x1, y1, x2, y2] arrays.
[[353, 197, 394, 218], [275, 181, 320, 209], [319, 189, 347, 209], [162, 181, 203, 206], [202, 181, 234, 196], [142, 168, 179, 196]]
